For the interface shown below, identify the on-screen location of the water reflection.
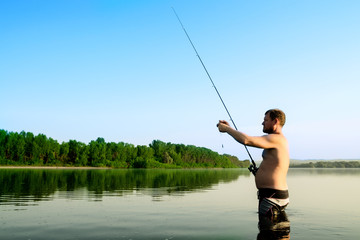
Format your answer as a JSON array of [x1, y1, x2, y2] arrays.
[[257, 211, 290, 240], [0, 168, 249, 205]]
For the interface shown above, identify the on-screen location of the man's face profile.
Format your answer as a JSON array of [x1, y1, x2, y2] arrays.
[[262, 113, 276, 134]]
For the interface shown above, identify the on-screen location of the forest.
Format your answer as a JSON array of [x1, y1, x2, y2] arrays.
[[0, 129, 250, 168]]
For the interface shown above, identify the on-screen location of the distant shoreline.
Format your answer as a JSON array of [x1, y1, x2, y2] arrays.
[[290, 159, 360, 162]]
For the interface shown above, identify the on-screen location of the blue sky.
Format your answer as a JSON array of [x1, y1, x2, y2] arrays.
[[1, 0, 359, 160]]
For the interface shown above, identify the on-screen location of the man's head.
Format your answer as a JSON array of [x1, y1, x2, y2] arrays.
[[262, 109, 286, 134]]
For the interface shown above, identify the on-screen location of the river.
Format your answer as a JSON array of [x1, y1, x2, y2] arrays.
[[0, 168, 359, 239]]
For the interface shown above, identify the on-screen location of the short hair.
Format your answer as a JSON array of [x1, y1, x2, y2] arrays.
[[265, 109, 286, 126]]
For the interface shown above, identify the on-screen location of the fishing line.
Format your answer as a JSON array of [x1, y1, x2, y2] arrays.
[[172, 7, 258, 175]]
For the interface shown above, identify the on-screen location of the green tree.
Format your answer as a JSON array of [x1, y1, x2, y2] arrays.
[[32, 134, 49, 165], [23, 131, 34, 163], [68, 140, 80, 165], [60, 142, 69, 164], [48, 138, 60, 165], [88, 138, 107, 167], [0, 130, 7, 162], [76, 142, 89, 166]]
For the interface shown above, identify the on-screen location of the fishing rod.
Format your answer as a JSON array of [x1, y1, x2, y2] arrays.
[[172, 8, 258, 175]]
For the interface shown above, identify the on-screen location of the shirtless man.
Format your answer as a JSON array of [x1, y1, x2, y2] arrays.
[[217, 109, 289, 216]]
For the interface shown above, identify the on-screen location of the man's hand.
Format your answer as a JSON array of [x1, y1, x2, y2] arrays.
[[217, 120, 230, 133]]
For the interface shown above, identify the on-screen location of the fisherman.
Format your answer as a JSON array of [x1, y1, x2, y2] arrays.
[[217, 109, 289, 217]]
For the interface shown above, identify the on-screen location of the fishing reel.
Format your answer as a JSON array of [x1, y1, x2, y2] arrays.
[[248, 164, 258, 176]]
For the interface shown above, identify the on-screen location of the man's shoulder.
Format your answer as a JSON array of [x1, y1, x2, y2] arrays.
[[264, 134, 288, 148], [264, 133, 286, 141]]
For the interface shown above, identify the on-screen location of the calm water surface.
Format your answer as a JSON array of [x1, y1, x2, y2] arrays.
[[1, 168, 359, 239]]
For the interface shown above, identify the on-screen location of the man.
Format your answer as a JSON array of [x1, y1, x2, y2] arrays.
[[217, 109, 290, 216]]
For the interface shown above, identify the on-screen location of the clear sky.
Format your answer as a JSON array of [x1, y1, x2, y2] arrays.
[[1, 0, 359, 160]]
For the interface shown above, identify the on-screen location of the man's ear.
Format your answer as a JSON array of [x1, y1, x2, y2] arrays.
[[274, 118, 279, 124]]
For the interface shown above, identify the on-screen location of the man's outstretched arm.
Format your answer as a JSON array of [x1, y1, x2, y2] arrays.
[[217, 120, 279, 149]]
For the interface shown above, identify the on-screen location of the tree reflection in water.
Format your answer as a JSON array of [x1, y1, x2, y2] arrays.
[[0, 168, 248, 205]]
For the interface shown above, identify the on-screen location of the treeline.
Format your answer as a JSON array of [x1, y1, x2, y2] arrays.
[[291, 161, 360, 168], [0, 129, 249, 168]]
